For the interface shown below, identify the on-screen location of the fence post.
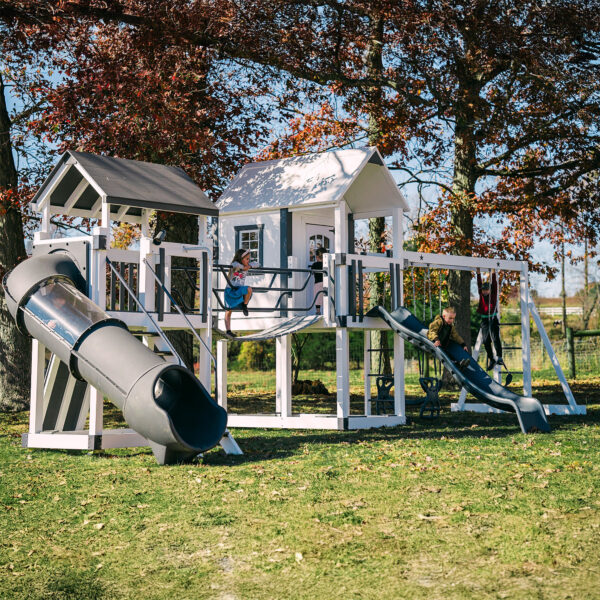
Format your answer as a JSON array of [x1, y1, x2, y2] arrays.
[[566, 327, 575, 379]]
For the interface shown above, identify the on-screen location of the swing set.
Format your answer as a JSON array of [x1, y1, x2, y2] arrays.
[[371, 250, 583, 419]]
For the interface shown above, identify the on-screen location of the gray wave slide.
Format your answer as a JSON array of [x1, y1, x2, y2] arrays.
[[367, 306, 550, 434], [3, 253, 228, 464]]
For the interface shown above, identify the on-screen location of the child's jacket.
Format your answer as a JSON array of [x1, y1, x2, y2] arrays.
[[427, 314, 465, 348]]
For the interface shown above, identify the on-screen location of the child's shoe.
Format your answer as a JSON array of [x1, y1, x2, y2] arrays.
[[459, 358, 470, 370], [241, 303, 249, 316]]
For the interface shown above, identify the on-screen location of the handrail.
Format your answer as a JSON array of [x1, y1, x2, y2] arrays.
[[105, 258, 183, 366], [143, 258, 218, 403]]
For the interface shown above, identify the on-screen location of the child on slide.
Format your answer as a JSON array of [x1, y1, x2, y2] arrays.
[[224, 249, 259, 337], [427, 306, 471, 370]]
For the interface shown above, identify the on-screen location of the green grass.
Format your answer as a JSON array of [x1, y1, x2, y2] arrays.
[[2, 378, 600, 599]]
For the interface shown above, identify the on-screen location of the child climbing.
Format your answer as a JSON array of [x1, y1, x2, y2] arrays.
[[476, 268, 503, 370], [224, 249, 259, 337], [427, 306, 471, 370]]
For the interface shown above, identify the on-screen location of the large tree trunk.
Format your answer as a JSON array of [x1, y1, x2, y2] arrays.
[[447, 116, 477, 350], [154, 212, 199, 370], [0, 73, 30, 411]]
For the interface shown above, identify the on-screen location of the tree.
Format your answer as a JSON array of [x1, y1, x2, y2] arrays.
[[0, 71, 30, 410], [0, 4, 272, 368], [3, 0, 600, 353]]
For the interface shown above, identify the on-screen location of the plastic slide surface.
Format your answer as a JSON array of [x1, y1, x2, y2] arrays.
[[367, 306, 550, 433], [3, 253, 227, 463]]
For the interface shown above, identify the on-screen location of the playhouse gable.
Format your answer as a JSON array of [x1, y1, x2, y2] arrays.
[[217, 147, 407, 216]]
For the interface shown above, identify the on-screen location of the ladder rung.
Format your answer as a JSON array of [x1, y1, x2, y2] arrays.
[[154, 350, 173, 356], [499, 322, 522, 326], [132, 331, 161, 337], [503, 346, 522, 350]]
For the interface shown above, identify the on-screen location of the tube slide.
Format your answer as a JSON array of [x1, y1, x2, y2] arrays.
[[3, 253, 227, 464], [367, 306, 550, 433]]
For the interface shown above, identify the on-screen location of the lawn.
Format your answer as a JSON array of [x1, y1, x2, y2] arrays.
[[1, 377, 600, 599]]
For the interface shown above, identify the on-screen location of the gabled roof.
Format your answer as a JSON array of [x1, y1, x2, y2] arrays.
[[217, 147, 408, 216], [32, 150, 217, 221]]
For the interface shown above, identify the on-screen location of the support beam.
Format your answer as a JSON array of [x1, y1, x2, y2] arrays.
[[364, 330, 371, 415], [520, 265, 532, 397], [276, 335, 292, 417], [216, 339, 228, 411], [64, 179, 89, 215], [336, 328, 350, 420], [29, 340, 46, 434]]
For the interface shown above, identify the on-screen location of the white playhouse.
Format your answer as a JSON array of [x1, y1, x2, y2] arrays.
[[214, 147, 582, 432]]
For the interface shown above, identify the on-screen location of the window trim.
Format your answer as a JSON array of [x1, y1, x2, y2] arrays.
[[234, 224, 264, 265]]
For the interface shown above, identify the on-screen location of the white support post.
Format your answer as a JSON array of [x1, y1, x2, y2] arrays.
[[88, 386, 103, 437], [101, 200, 110, 234], [141, 210, 151, 238], [336, 328, 350, 420], [288, 256, 300, 315], [138, 236, 156, 312], [529, 301, 582, 413], [198, 329, 212, 392], [324, 253, 336, 326], [216, 340, 228, 410], [520, 264, 533, 397], [456, 329, 483, 410], [334, 201, 350, 422], [163, 253, 172, 316], [197, 215, 207, 246], [364, 330, 371, 415], [29, 339, 46, 434], [393, 333, 405, 419], [276, 335, 292, 417], [34, 201, 52, 242], [392, 207, 405, 419], [90, 232, 108, 309]]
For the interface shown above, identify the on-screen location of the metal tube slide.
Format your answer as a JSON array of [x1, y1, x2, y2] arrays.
[[3, 253, 227, 464]]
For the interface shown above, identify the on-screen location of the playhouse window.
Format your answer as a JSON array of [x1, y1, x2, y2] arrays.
[[235, 224, 263, 264]]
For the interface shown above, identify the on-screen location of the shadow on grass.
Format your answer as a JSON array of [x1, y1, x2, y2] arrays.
[[10, 382, 598, 466]]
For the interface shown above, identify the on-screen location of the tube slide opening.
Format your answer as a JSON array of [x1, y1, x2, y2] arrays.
[[153, 366, 226, 450]]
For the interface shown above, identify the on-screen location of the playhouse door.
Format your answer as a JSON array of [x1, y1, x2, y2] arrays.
[[306, 224, 334, 314]]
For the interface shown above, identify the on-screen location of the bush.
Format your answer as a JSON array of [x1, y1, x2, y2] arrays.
[[236, 341, 275, 371]]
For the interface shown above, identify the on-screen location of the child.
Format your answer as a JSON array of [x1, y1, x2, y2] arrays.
[[477, 268, 503, 370], [427, 306, 471, 370], [224, 249, 259, 336], [310, 247, 324, 315]]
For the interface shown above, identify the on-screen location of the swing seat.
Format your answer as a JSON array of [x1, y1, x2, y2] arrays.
[[418, 377, 442, 419], [373, 375, 395, 414]]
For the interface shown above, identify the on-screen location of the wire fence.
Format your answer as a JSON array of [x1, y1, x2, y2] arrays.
[[220, 332, 600, 397]]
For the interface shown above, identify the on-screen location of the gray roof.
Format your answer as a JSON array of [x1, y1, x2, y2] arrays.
[[217, 147, 407, 215], [32, 151, 217, 219]]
